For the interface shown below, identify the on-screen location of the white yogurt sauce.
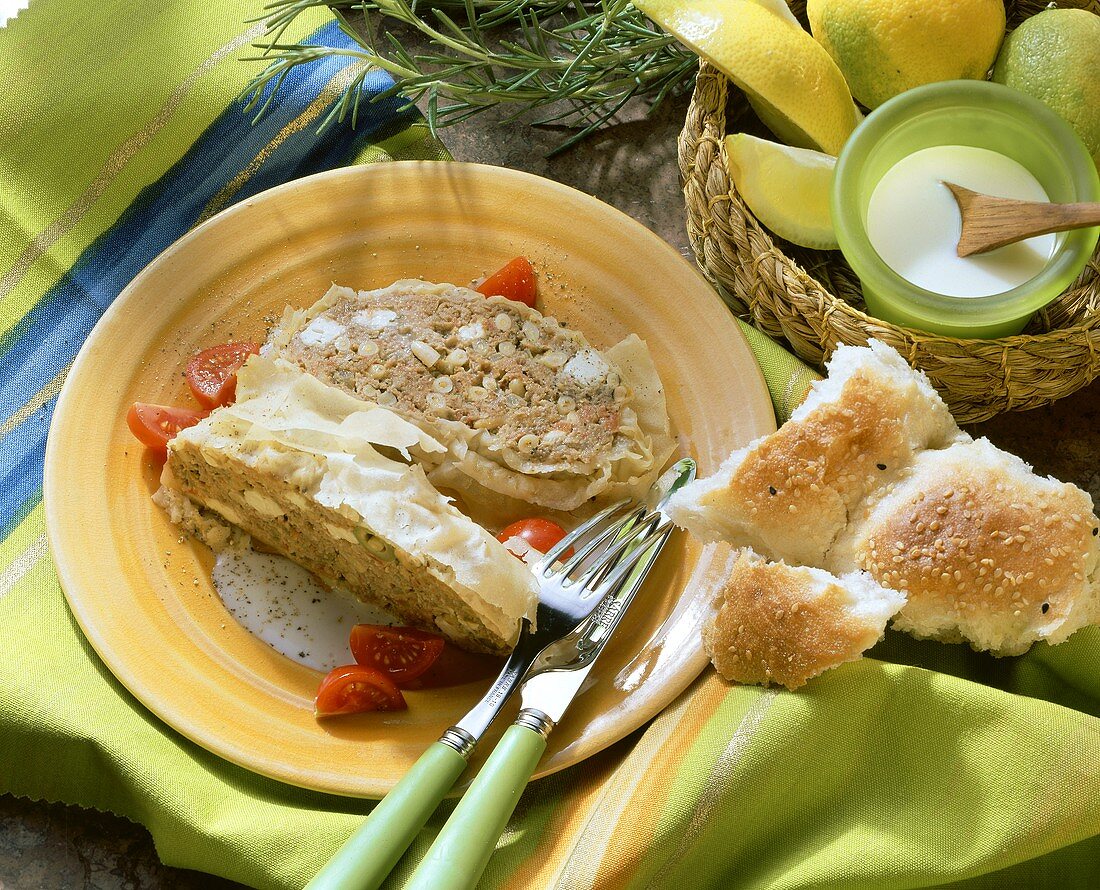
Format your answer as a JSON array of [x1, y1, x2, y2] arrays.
[[866, 145, 1056, 298], [212, 548, 397, 671]]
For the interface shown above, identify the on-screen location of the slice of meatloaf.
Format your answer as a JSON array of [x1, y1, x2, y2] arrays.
[[160, 355, 538, 654], [267, 280, 672, 511]]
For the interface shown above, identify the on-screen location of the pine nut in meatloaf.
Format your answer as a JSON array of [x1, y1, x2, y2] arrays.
[[159, 355, 539, 654], [267, 281, 673, 512]]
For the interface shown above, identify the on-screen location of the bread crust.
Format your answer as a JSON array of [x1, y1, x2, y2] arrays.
[[704, 553, 902, 690], [672, 343, 962, 565], [834, 440, 1100, 655], [678, 340, 1100, 662]]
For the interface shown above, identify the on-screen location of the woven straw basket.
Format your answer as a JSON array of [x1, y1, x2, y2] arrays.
[[678, 0, 1100, 423]]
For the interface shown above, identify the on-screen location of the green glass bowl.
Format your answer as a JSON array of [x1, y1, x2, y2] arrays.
[[831, 80, 1100, 339]]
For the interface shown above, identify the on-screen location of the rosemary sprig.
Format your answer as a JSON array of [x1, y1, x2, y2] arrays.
[[242, 0, 696, 153]]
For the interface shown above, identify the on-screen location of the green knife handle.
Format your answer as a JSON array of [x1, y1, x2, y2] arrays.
[[404, 722, 548, 890], [306, 741, 469, 890]]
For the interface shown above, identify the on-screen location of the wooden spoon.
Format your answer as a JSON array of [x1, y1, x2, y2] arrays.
[[943, 181, 1100, 257]]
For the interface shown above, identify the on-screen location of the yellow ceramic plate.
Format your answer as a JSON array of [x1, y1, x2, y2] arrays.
[[44, 162, 775, 797]]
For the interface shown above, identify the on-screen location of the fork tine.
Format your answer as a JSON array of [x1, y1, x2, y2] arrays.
[[589, 520, 674, 599], [533, 498, 631, 573], [573, 512, 662, 591], [554, 505, 648, 579], [584, 509, 651, 588]]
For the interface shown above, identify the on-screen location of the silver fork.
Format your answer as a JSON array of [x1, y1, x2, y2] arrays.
[[306, 472, 688, 890]]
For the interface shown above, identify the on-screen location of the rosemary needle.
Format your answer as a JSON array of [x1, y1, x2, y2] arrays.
[[241, 0, 696, 153]]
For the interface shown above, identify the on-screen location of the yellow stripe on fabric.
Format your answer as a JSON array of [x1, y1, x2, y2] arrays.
[[488, 746, 624, 889], [0, 502, 45, 570], [193, 63, 369, 227], [0, 503, 48, 605], [0, 1, 334, 338], [0, 359, 74, 445], [542, 686, 701, 889], [479, 763, 598, 890], [0, 533, 48, 602], [642, 688, 779, 887], [575, 675, 739, 889], [0, 22, 265, 311]]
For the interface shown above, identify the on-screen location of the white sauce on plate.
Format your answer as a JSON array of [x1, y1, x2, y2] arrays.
[[212, 548, 397, 671]]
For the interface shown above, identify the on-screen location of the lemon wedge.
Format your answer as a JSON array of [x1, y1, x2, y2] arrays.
[[636, 0, 858, 154], [725, 133, 838, 250]]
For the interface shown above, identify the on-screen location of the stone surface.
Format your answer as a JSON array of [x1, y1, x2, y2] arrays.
[[5, 31, 1100, 890], [0, 796, 245, 889]]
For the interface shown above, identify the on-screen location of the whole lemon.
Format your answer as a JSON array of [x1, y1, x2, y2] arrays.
[[807, 0, 1006, 109], [993, 9, 1100, 166]]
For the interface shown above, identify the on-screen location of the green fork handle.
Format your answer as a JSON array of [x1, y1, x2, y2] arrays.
[[306, 741, 469, 890], [404, 723, 547, 890]]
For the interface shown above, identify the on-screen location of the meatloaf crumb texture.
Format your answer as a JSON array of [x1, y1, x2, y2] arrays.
[[166, 443, 515, 654], [275, 281, 636, 477]]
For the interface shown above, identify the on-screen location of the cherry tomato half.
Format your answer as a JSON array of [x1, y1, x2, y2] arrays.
[[350, 625, 445, 685], [126, 403, 206, 458], [476, 257, 537, 307], [314, 664, 407, 717], [185, 341, 260, 409], [497, 517, 573, 559]]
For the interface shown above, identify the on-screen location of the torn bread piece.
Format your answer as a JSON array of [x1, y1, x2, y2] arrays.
[[668, 340, 965, 566], [160, 354, 539, 654], [704, 552, 905, 690], [672, 338, 1100, 659], [828, 437, 1100, 656], [267, 281, 674, 512]]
